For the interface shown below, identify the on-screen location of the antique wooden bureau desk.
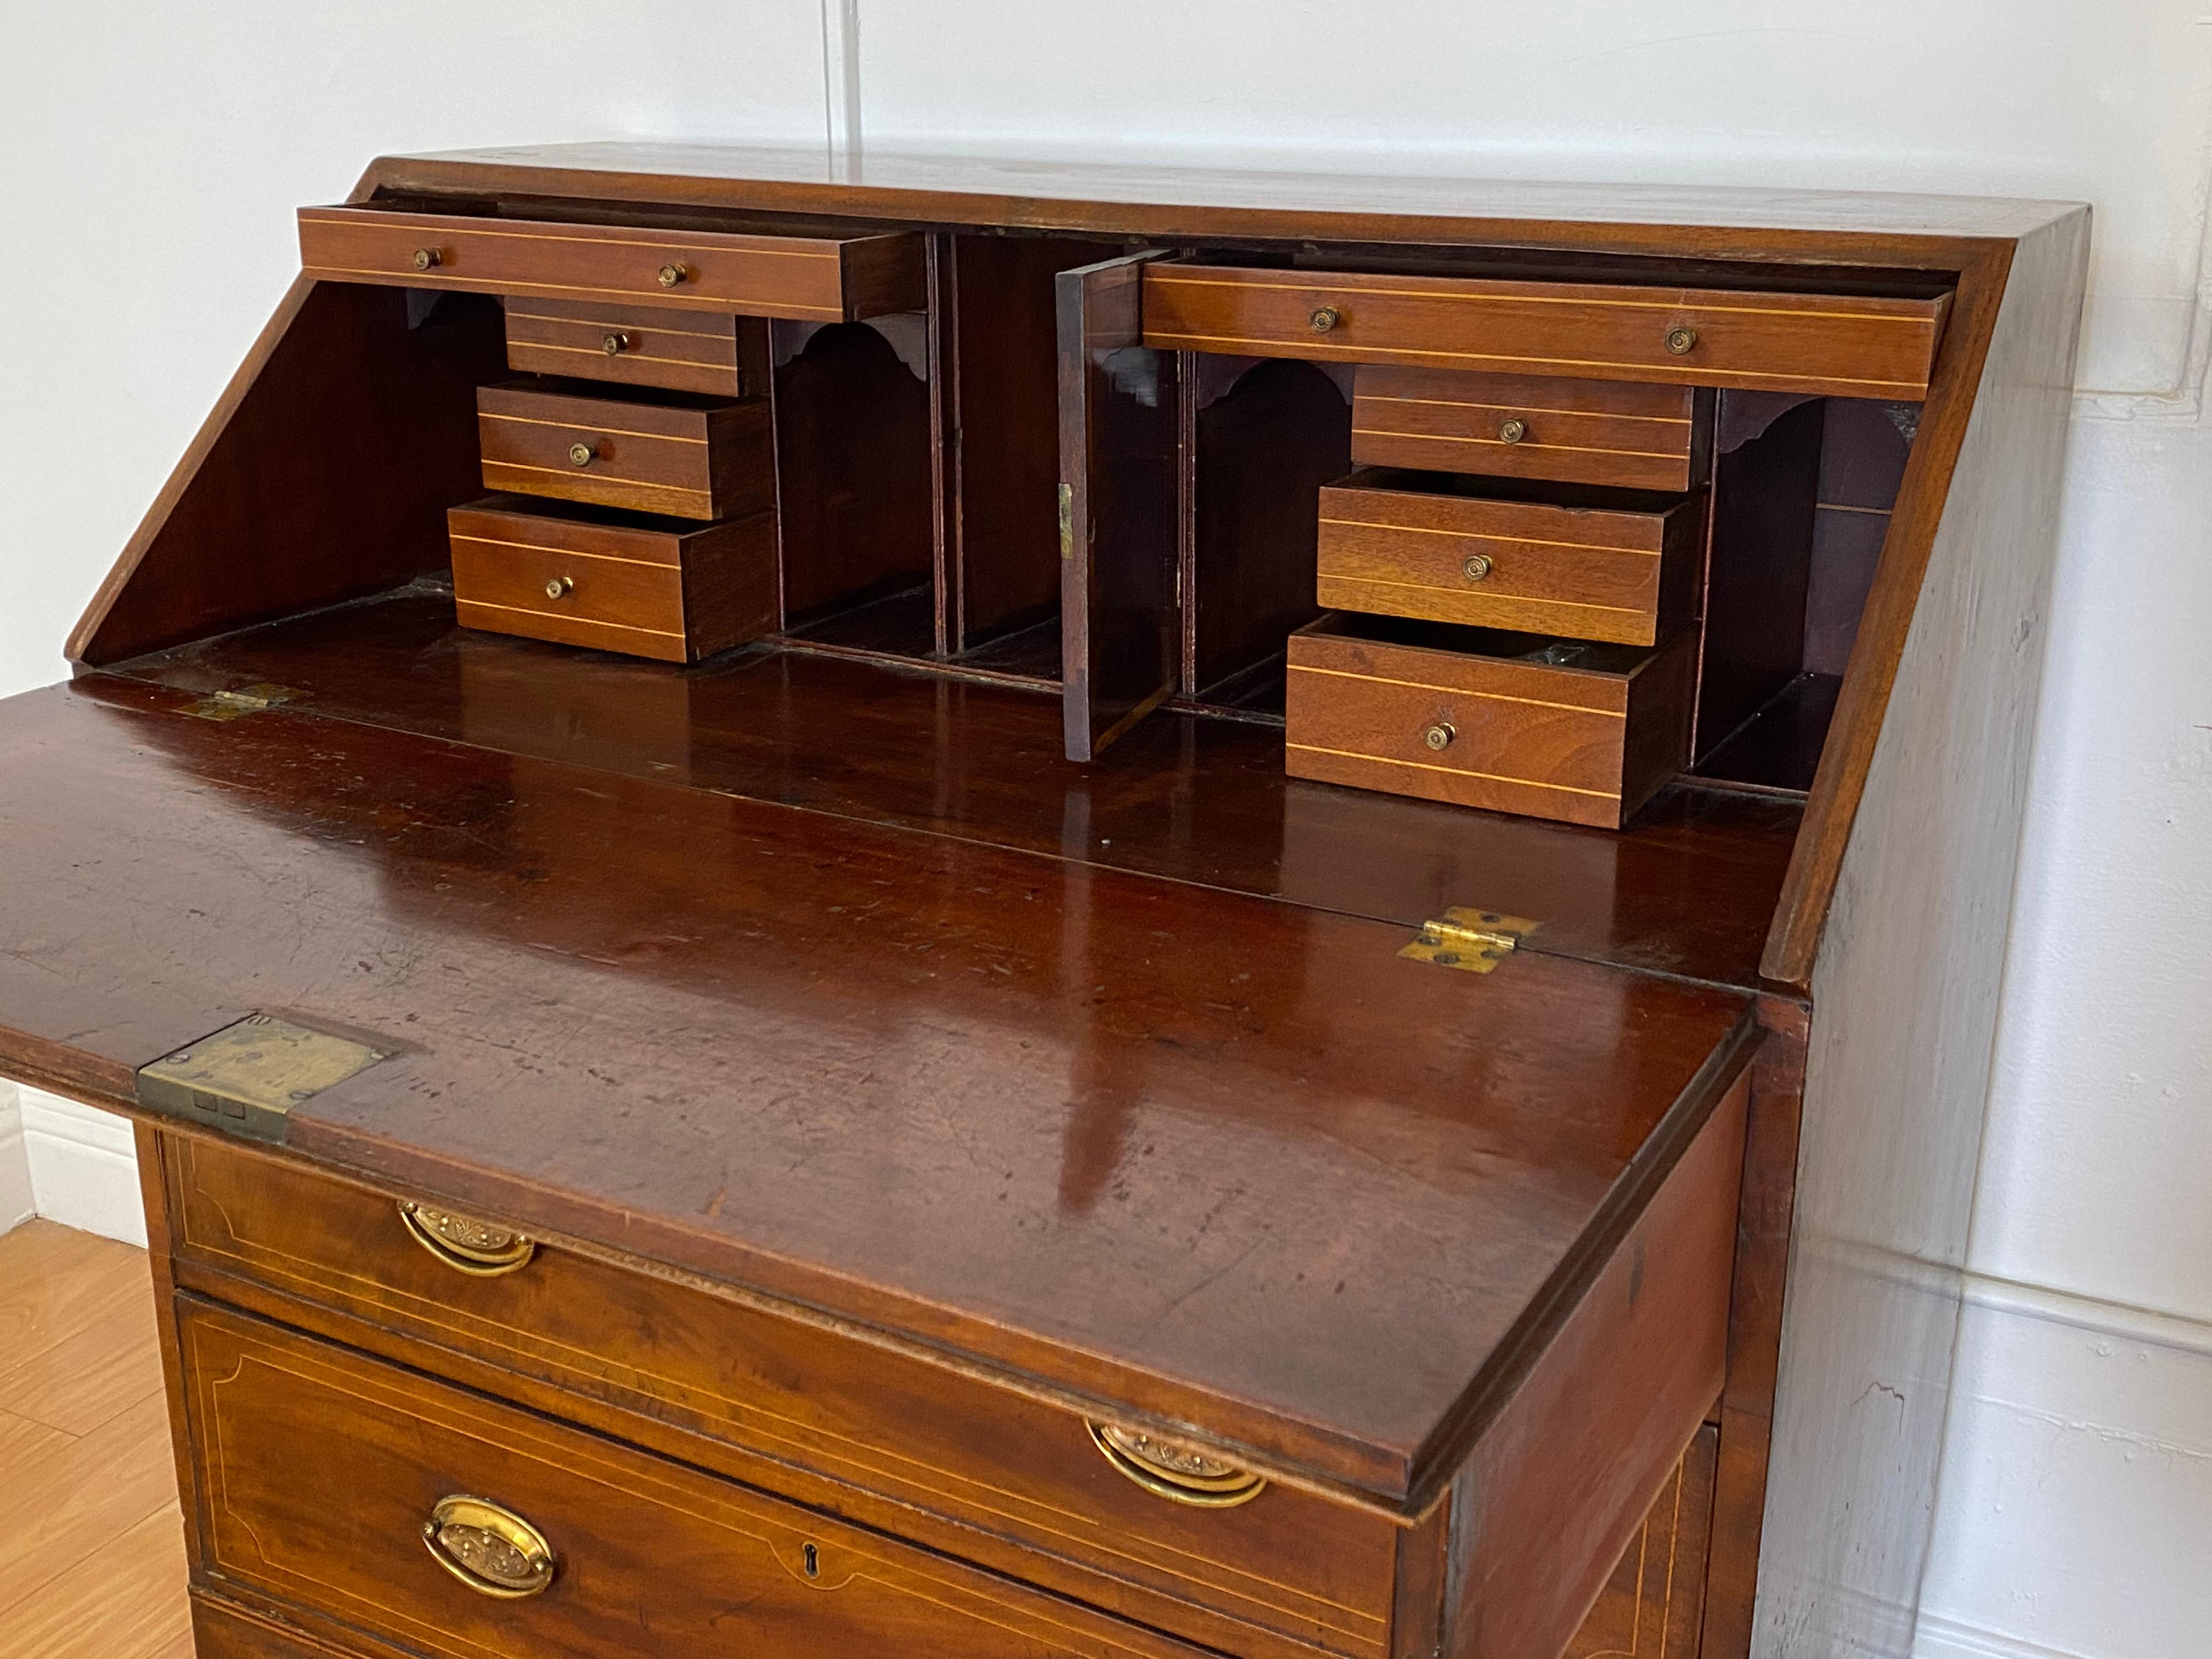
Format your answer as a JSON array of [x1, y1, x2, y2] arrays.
[[0, 148, 2084, 1659]]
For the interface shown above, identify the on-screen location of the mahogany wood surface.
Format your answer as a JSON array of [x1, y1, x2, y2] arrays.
[[1352, 367, 1708, 493], [504, 298, 768, 398], [191, 1594, 393, 1659], [0, 674, 1751, 1504], [1566, 1425, 1717, 1659], [475, 381, 772, 520], [1315, 470, 1703, 646]]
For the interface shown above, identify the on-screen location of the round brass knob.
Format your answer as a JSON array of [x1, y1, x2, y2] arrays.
[[1664, 325, 1699, 356], [1462, 554, 1494, 583], [421, 1495, 555, 1600], [411, 247, 442, 272], [1497, 417, 1527, 444], [1423, 722, 1457, 752], [601, 331, 630, 356], [1308, 305, 1341, 334], [567, 442, 596, 467], [657, 262, 689, 288], [544, 577, 574, 601]]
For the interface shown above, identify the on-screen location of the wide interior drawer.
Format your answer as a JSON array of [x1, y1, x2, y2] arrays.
[[1144, 263, 1949, 398], [298, 205, 926, 321], [1352, 366, 1710, 492], [1285, 614, 1697, 827], [165, 1135, 1401, 1659], [448, 497, 776, 663], [504, 300, 770, 398], [476, 381, 773, 521], [177, 1300, 1216, 1659], [1316, 469, 1703, 646]]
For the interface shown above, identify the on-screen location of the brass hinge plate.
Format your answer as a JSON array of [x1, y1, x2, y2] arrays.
[[181, 682, 302, 722], [1398, 909, 1538, 974], [137, 1014, 392, 1143]]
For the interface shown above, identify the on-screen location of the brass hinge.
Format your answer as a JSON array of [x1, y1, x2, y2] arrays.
[[1398, 909, 1538, 974], [137, 1014, 392, 1143], [1057, 482, 1075, 561], [181, 682, 302, 721]]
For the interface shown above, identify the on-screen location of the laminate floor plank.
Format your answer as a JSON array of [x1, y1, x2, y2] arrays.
[[1, 1503, 191, 1659], [0, 1277, 165, 1435], [0, 1221, 148, 1375]]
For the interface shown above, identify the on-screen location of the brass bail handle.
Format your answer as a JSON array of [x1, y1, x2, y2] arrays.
[[1087, 1421, 1267, 1509], [398, 1200, 537, 1276], [422, 1495, 556, 1599]]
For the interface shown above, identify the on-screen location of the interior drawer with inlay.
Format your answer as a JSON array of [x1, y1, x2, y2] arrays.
[[476, 381, 772, 520], [298, 205, 926, 321], [448, 497, 776, 663], [1285, 614, 1697, 827], [1317, 469, 1704, 646], [505, 300, 770, 398], [1352, 366, 1712, 492], [177, 1301, 1221, 1659], [1143, 263, 1949, 398], [162, 1134, 1402, 1659]]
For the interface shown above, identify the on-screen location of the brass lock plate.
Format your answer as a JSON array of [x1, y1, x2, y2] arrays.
[[137, 1014, 392, 1143], [1398, 909, 1538, 974]]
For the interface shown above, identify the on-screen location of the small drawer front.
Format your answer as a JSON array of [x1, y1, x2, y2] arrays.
[[1352, 367, 1708, 492], [476, 383, 773, 521], [299, 206, 926, 321], [1285, 617, 1697, 827], [1316, 471, 1703, 647], [505, 300, 769, 398], [449, 499, 776, 663], [178, 1302, 1216, 1659], [165, 1136, 1399, 1659], [1144, 264, 1948, 399], [1566, 1425, 1717, 1659]]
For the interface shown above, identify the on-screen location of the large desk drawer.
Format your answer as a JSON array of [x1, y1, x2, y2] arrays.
[[298, 205, 926, 322], [165, 1135, 1400, 1659], [1143, 263, 1948, 398], [178, 1301, 1216, 1659]]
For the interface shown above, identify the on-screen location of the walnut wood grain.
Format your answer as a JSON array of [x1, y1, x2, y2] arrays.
[[1352, 367, 1709, 493], [504, 300, 768, 398], [475, 382, 771, 521]]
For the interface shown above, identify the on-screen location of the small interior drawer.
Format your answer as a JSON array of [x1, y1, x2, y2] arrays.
[[1316, 469, 1704, 646], [448, 497, 776, 664], [504, 300, 770, 399], [476, 382, 773, 521], [299, 205, 926, 322], [1285, 613, 1698, 827], [1144, 263, 1949, 399], [1352, 366, 1710, 492]]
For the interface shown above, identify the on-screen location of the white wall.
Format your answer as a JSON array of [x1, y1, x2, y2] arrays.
[[1, 8, 2207, 1656]]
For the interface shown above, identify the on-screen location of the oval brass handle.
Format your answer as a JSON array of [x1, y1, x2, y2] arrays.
[[1423, 721, 1457, 752], [1497, 417, 1527, 444], [422, 1495, 555, 1599], [1461, 554, 1493, 583], [601, 331, 630, 356], [398, 1201, 537, 1275], [1308, 304, 1341, 334], [1087, 1422, 1266, 1509], [1664, 325, 1699, 356], [411, 247, 442, 272], [567, 441, 597, 467], [543, 577, 575, 602], [657, 262, 689, 288]]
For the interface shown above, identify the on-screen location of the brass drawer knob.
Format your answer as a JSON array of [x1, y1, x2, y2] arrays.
[[657, 262, 689, 288], [1664, 325, 1699, 356], [398, 1200, 537, 1274], [1088, 1422, 1266, 1508], [422, 1495, 555, 1599], [411, 247, 442, 272], [1423, 721, 1457, 752], [1497, 417, 1527, 444], [1308, 304, 1341, 334], [1461, 554, 1493, 583], [601, 331, 630, 356], [567, 441, 598, 467], [543, 577, 575, 602]]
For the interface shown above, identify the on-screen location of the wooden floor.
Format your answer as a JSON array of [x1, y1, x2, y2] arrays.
[[0, 1220, 190, 1659]]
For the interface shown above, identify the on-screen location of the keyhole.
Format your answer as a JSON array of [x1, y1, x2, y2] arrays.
[[803, 1542, 820, 1577]]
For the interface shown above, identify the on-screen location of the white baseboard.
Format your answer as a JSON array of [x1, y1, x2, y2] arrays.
[[1914, 1612, 2089, 1659], [0, 1083, 34, 1233], [18, 1085, 144, 1246]]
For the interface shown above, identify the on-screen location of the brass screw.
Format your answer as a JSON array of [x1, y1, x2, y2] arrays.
[[601, 331, 630, 356], [1423, 722, 1456, 752], [657, 262, 689, 288], [567, 442, 596, 467], [1308, 305, 1341, 334], [411, 247, 442, 272], [1497, 417, 1527, 444], [544, 577, 574, 600], [1462, 554, 1493, 583], [1665, 325, 1699, 356]]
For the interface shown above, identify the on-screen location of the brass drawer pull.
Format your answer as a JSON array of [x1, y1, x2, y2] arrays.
[[1308, 304, 1341, 334], [543, 577, 575, 601], [657, 262, 690, 288], [398, 1200, 537, 1276], [1423, 721, 1457, 752], [567, 441, 599, 467], [601, 331, 630, 356], [1461, 554, 1493, 583], [1497, 417, 1527, 444], [411, 247, 443, 272], [1087, 1422, 1266, 1508], [422, 1494, 555, 1599], [1664, 325, 1699, 356]]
